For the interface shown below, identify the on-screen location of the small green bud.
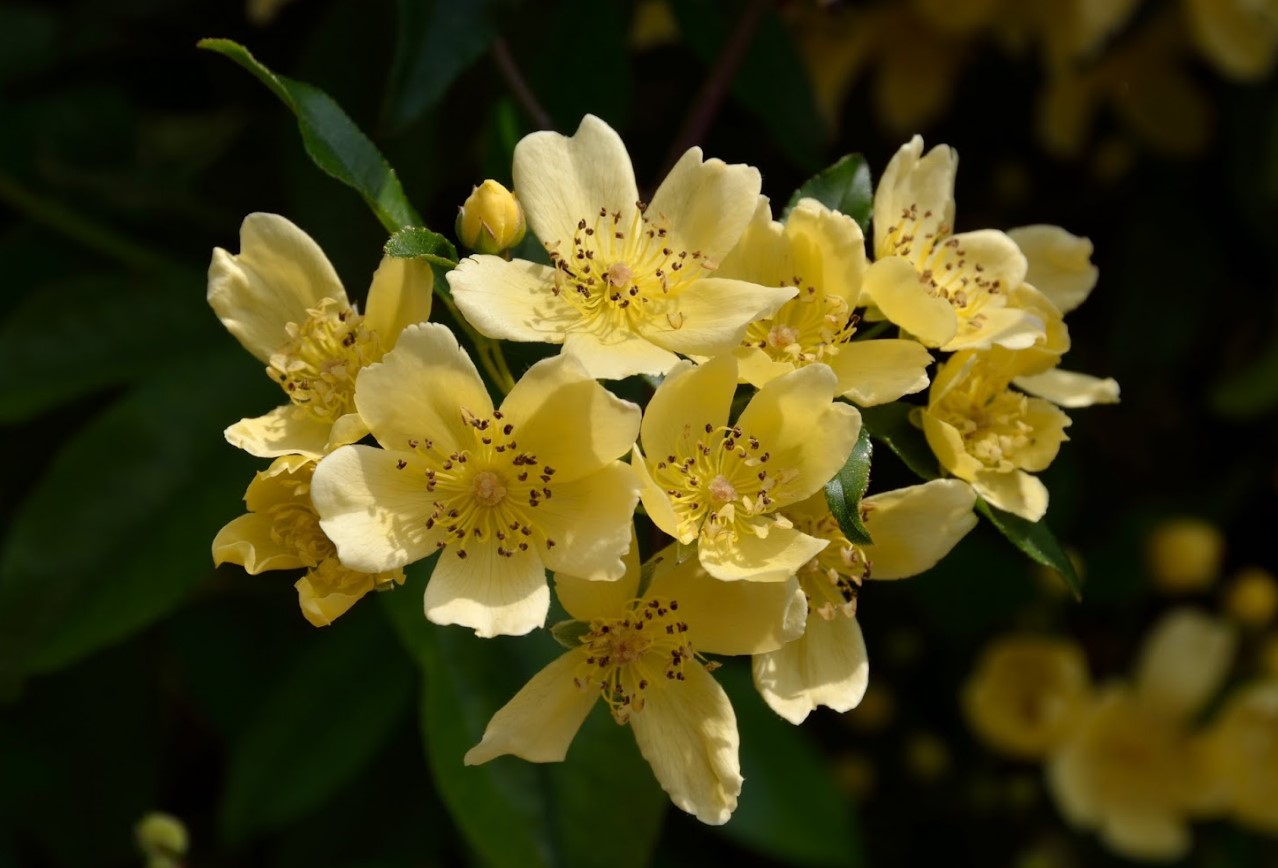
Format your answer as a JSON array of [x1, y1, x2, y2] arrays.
[[456, 180, 526, 254], [136, 812, 188, 867]]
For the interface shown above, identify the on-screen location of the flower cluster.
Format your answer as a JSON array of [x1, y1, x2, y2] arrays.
[[207, 116, 1109, 823]]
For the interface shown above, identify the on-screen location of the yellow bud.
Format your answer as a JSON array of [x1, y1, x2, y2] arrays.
[[1147, 517, 1225, 594], [456, 180, 526, 254], [135, 812, 188, 866], [1224, 567, 1278, 629]]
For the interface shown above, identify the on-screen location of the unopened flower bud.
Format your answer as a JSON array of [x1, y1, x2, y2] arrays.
[[456, 180, 526, 254], [135, 812, 188, 867]]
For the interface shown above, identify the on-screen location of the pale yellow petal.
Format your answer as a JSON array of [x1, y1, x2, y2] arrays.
[[715, 197, 789, 287], [311, 445, 442, 572], [828, 338, 932, 405], [647, 551, 807, 654], [225, 404, 332, 459], [783, 198, 868, 308], [631, 664, 742, 825], [921, 410, 982, 481], [944, 306, 1045, 353], [1016, 398, 1071, 472], [447, 255, 573, 343], [639, 357, 735, 462], [640, 278, 796, 357], [647, 147, 762, 262], [752, 613, 869, 724], [535, 464, 640, 582], [498, 354, 641, 483], [424, 543, 550, 638], [698, 524, 828, 583], [513, 114, 639, 249], [734, 345, 796, 390], [561, 328, 681, 379], [972, 469, 1049, 522], [554, 535, 642, 621], [861, 256, 958, 347], [1135, 608, 1237, 720], [873, 136, 956, 259], [354, 322, 493, 455], [1100, 809, 1191, 864], [295, 574, 363, 627], [735, 365, 862, 505], [861, 479, 978, 579], [208, 212, 346, 362], [363, 255, 434, 351], [212, 512, 306, 573], [1006, 225, 1098, 314], [1015, 368, 1120, 408], [324, 412, 370, 454], [464, 652, 599, 764]]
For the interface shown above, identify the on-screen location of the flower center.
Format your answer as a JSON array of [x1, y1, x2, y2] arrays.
[[936, 375, 1037, 471], [742, 277, 859, 367], [546, 202, 717, 334], [269, 500, 337, 566], [267, 297, 382, 422], [649, 423, 798, 543], [881, 202, 1004, 315], [786, 504, 871, 620], [573, 597, 691, 724], [397, 408, 559, 561]]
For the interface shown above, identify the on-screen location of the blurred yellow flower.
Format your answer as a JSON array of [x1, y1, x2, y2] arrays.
[[1223, 566, 1278, 628], [310, 323, 641, 638], [446, 115, 794, 379], [1047, 609, 1237, 862], [963, 635, 1091, 759], [1147, 516, 1225, 594], [464, 540, 807, 825], [1199, 680, 1278, 834], [208, 213, 433, 458], [717, 197, 933, 406], [921, 350, 1071, 520], [1184, 0, 1278, 80], [634, 354, 861, 583], [753, 479, 977, 723], [212, 455, 403, 626], [863, 136, 1045, 353]]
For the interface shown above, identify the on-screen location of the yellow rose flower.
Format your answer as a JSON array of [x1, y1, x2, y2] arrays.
[[921, 350, 1071, 520], [446, 115, 795, 379], [309, 323, 641, 638], [962, 634, 1091, 759], [633, 354, 862, 583], [861, 136, 1044, 353], [464, 539, 807, 825], [1047, 609, 1237, 862], [1199, 680, 1278, 834], [212, 455, 404, 626], [753, 479, 977, 723], [208, 212, 433, 458], [1146, 516, 1225, 594], [717, 197, 934, 406]]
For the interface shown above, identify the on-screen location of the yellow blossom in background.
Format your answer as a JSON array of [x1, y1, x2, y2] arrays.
[[1147, 516, 1225, 594], [1223, 566, 1278, 628], [634, 354, 861, 583], [456, 179, 526, 255], [716, 197, 933, 405], [464, 540, 807, 825], [963, 635, 1091, 759], [753, 479, 977, 723], [1199, 680, 1278, 834], [863, 136, 1045, 353], [446, 115, 795, 379], [135, 812, 188, 868], [310, 323, 641, 638], [1047, 609, 1237, 862], [208, 212, 433, 458], [921, 350, 1071, 520], [1184, 0, 1278, 81], [212, 455, 403, 626]]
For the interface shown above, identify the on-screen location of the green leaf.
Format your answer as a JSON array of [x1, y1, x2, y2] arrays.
[[1211, 333, 1278, 419], [198, 38, 421, 233], [0, 271, 220, 423], [383, 568, 665, 868], [785, 154, 874, 232], [824, 424, 874, 545], [0, 348, 273, 683], [858, 403, 939, 481], [975, 499, 1083, 600], [384, 0, 511, 131], [383, 225, 458, 267], [671, 0, 827, 172], [717, 664, 863, 867], [219, 604, 416, 843]]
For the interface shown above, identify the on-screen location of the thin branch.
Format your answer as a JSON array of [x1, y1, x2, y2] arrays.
[[491, 38, 555, 131], [659, 0, 771, 178]]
